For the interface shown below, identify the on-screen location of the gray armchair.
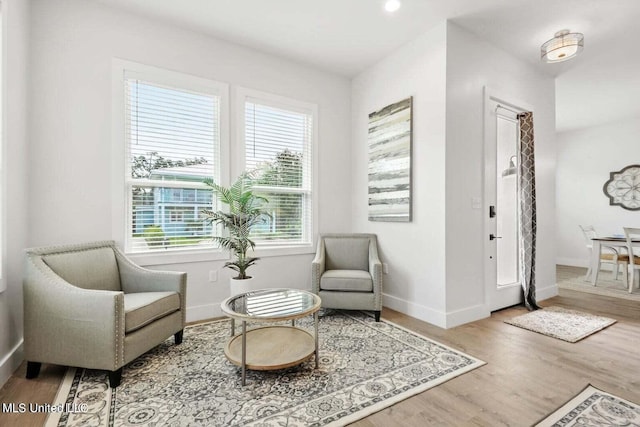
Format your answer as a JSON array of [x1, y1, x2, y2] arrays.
[[312, 233, 383, 321], [23, 240, 186, 387]]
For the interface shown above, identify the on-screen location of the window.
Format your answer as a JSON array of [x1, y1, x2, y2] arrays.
[[241, 90, 316, 248], [121, 65, 228, 255]]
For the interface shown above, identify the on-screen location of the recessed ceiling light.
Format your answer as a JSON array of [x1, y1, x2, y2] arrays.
[[385, 0, 401, 13]]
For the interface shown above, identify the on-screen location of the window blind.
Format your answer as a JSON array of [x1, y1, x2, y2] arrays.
[[125, 75, 220, 253], [245, 99, 313, 245]]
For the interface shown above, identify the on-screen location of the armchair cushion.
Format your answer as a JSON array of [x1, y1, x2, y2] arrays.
[[42, 247, 121, 291], [320, 270, 373, 292], [124, 292, 181, 334], [324, 236, 370, 271]]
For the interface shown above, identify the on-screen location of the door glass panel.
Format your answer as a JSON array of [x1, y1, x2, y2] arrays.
[[496, 116, 519, 287]]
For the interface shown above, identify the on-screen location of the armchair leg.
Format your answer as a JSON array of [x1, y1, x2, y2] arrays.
[[374, 311, 381, 322], [26, 362, 41, 379], [108, 368, 123, 388], [174, 330, 184, 345]]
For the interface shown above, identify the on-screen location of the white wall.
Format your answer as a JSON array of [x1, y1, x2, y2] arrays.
[[28, 0, 352, 321], [351, 23, 449, 326], [445, 23, 557, 325], [0, 0, 30, 386], [556, 118, 640, 267], [351, 22, 556, 329]]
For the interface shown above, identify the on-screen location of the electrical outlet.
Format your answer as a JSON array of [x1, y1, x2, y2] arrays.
[[382, 263, 389, 274], [209, 270, 218, 282]]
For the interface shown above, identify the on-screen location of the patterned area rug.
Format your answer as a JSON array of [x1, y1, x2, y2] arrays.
[[535, 384, 640, 426], [504, 306, 616, 343], [46, 311, 484, 426]]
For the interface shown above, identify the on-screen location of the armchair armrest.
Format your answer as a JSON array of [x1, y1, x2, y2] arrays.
[[24, 256, 126, 371], [113, 247, 186, 327], [311, 239, 326, 293], [368, 240, 383, 295], [114, 247, 187, 295]]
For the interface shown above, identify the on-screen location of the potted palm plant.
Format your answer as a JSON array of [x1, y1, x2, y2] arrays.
[[202, 172, 270, 295]]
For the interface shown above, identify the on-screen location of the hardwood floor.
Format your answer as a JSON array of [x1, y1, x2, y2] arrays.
[[1, 288, 638, 426], [354, 289, 640, 426]]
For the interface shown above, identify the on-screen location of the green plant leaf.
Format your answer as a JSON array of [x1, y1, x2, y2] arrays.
[[202, 171, 270, 279]]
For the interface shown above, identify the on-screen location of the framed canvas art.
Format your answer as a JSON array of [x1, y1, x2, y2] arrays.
[[368, 97, 412, 222]]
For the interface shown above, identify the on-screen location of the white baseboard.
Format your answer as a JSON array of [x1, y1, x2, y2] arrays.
[[196, 293, 452, 329], [383, 295, 501, 329], [186, 303, 223, 323], [0, 339, 24, 388], [382, 293, 447, 328], [384, 284, 561, 330], [445, 304, 490, 328], [556, 257, 589, 268], [556, 257, 616, 271], [536, 284, 559, 301]]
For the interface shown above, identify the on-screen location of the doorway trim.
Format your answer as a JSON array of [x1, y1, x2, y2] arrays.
[[483, 87, 535, 312]]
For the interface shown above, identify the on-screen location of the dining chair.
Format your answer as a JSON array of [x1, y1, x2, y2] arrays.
[[623, 227, 640, 293], [579, 225, 626, 282]]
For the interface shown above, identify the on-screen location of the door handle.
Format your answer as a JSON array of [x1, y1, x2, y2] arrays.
[[489, 234, 502, 240]]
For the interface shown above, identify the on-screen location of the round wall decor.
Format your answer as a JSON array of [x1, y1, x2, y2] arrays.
[[603, 164, 640, 211]]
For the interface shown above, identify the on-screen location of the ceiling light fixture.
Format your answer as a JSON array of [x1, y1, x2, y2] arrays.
[[540, 29, 584, 63], [384, 0, 401, 13]]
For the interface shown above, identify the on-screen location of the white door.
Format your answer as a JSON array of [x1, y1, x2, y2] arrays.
[[485, 96, 524, 311]]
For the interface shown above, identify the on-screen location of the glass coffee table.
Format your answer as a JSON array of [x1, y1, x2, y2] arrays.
[[220, 288, 321, 385]]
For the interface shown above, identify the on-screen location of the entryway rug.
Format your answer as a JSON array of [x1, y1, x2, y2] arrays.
[[46, 311, 485, 427], [535, 384, 640, 426], [504, 306, 616, 343]]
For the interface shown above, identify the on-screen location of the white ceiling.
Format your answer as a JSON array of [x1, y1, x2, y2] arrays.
[[451, 0, 640, 132], [94, 0, 640, 131]]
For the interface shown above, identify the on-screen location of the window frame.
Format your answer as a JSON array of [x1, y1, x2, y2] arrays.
[[235, 87, 318, 257], [112, 59, 230, 266]]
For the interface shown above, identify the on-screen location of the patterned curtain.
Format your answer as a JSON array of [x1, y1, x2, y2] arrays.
[[518, 112, 540, 310]]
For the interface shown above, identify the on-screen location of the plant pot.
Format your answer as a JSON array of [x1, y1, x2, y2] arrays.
[[229, 276, 254, 297]]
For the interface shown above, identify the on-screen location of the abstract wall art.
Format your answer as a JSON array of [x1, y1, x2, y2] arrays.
[[368, 96, 412, 222]]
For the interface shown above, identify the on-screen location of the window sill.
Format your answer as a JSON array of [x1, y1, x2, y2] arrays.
[[126, 244, 315, 267], [251, 244, 315, 258], [127, 248, 227, 267]]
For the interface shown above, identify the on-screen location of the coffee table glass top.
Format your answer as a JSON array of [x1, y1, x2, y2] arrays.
[[222, 288, 321, 321]]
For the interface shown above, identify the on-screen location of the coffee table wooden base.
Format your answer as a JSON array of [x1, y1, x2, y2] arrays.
[[224, 326, 316, 371]]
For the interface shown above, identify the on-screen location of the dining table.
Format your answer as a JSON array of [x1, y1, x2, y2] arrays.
[[590, 236, 640, 286]]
